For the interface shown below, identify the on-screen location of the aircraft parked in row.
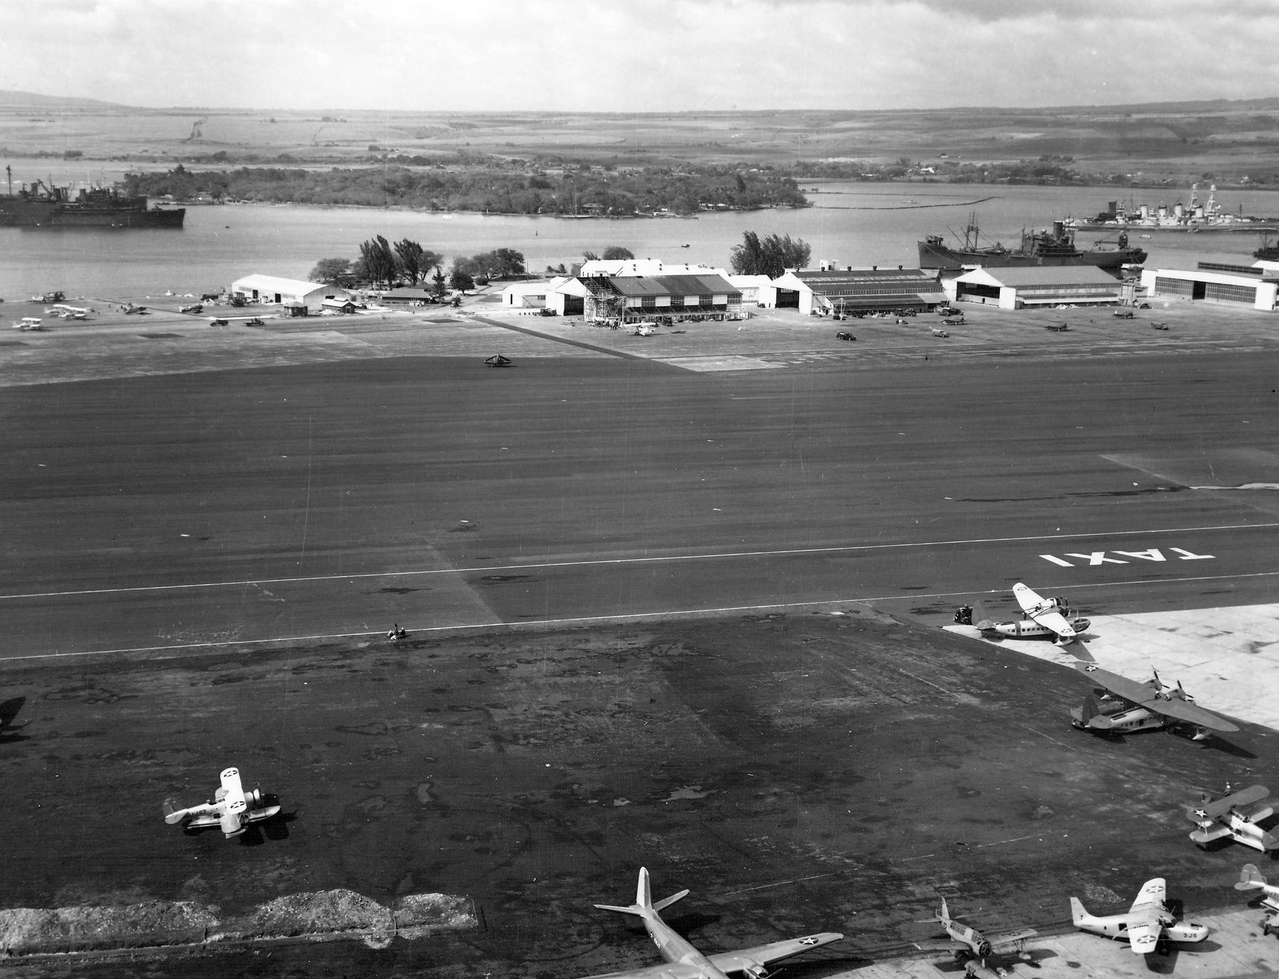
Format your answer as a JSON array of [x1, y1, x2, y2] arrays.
[[980, 582, 1089, 644], [163, 766, 280, 839], [1070, 663, 1239, 740], [1070, 878, 1209, 953], [1234, 864, 1279, 934], [586, 867, 842, 979], [1186, 784, 1278, 851]]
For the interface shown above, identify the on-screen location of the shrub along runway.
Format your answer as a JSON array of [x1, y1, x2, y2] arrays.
[[3, 308, 1279, 976]]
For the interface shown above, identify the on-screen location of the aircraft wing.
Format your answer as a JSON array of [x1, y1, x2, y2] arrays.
[[1028, 607, 1075, 638], [1126, 917, 1161, 954], [579, 964, 703, 979], [985, 928, 1038, 950], [708, 932, 844, 973], [1074, 664, 1154, 703], [1012, 582, 1046, 615], [1220, 784, 1270, 809], [1141, 697, 1239, 733], [1129, 878, 1166, 913]]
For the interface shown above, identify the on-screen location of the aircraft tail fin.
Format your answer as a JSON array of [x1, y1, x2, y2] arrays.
[[594, 868, 688, 918], [1069, 897, 1088, 927], [162, 799, 188, 825], [936, 896, 950, 924], [1237, 864, 1269, 891]]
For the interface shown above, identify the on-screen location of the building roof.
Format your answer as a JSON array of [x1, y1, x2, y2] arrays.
[[956, 265, 1122, 288], [231, 274, 341, 295], [579, 273, 738, 298], [778, 267, 946, 305], [382, 287, 436, 300]]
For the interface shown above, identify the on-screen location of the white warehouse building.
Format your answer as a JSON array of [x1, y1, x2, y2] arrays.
[[230, 274, 350, 312]]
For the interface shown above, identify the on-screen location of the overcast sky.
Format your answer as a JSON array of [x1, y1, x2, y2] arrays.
[[2, 0, 1276, 112]]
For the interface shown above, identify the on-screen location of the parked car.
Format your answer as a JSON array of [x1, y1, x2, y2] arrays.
[[835, 331, 856, 341]]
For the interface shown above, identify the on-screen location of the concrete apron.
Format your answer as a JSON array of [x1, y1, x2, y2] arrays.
[[946, 604, 1279, 731]]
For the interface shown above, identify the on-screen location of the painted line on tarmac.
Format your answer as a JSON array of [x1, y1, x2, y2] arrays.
[[8, 567, 1279, 664], [4, 520, 1278, 603]]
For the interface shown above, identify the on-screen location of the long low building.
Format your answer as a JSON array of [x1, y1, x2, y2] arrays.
[[230, 274, 350, 312], [771, 267, 945, 315], [579, 272, 742, 323], [951, 265, 1126, 308], [1140, 263, 1279, 311]]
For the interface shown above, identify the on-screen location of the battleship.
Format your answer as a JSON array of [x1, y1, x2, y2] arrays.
[[1066, 184, 1278, 233], [0, 168, 185, 228], [918, 216, 1146, 272]]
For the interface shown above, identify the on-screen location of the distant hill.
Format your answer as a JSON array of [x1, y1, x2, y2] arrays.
[[0, 89, 127, 110]]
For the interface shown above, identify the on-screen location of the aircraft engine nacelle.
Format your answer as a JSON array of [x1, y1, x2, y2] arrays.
[[975, 939, 993, 960], [241, 786, 266, 810], [740, 960, 770, 979]]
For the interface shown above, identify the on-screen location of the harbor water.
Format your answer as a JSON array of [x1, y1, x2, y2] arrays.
[[2, 182, 1276, 302]]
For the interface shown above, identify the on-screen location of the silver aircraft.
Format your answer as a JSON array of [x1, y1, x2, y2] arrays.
[[1070, 878, 1209, 953], [586, 867, 842, 979], [1234, 864, 1279, 934]]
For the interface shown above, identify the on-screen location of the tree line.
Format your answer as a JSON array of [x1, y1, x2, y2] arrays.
[[122, 162, 808, 215]]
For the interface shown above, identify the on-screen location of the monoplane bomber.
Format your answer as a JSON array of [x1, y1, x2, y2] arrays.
[[1071, 663, 1239, 740], [928, 897, 1036, 979], [585, 868, 842, 979]]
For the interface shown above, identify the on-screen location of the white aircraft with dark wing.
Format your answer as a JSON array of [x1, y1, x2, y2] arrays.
[[162, 766, 280, 839], [929, 897, 1036, 978], [1070, 878, 1209, 953], [586, 867, 842, 979], [1070, 663, 1239, 740], [981, 583, 1089, 644], [1186, 784, 1279, 851], [1234, 864, 1279, 934]]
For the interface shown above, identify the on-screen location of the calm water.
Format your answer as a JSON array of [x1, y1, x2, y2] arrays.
[[2, 182, 1276, 302]]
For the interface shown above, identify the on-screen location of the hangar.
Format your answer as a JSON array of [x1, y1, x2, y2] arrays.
[[1139, 263, 1279, 311], [230, 274, 349, 313], [952, 265, 1125, 309], [501, 277, 588, 316], [770, 267, 945, 315], [579, 272, 741, 323]]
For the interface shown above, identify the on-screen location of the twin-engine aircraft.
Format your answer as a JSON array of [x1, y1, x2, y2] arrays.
[[1234, 864, 1279, 934], [1070, 878, 1209, 953], [163, 767, 280, 839], [1070, 663, 1239, 739], [981, 582, 1090, 644], [929, 897, 1035, 978], [585, 867, 842, 979], [485, 354, 512, 368], [1186, 784, 1279, 851]]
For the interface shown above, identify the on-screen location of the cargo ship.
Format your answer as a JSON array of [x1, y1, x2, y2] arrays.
[[918, 216, 1145, 272], [0, 178, 185, 228]]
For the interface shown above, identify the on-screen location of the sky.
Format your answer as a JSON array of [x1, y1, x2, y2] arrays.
[[2, 0, 1277, 113]]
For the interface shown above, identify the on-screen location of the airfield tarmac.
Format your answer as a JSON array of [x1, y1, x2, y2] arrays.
[[2, 295, 1279, 977]]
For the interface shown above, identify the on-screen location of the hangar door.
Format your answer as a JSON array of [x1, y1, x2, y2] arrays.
[[775, 289, 800, 308]]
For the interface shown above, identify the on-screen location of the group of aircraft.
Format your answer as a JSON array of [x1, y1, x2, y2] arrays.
[[579, 867, 1226, 979]]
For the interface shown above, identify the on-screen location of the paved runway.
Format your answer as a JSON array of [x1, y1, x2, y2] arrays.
[[4, 342, 1279, 658]]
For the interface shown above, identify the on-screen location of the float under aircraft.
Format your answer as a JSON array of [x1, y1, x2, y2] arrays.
[[1070, 878, 1209, 953], [163, 766, 280, 839], [1070, 663, 1239, 739], [485, 353, 512, 368], [1186, 784, 1279, 851], [585, 867, 842, 979], [1234, 864, 1279, 934], [981, 582, 1090, 644]]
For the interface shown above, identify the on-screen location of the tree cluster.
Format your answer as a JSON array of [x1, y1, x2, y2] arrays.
[[730, 232, 811, 278], [309, 239, 525, 295]]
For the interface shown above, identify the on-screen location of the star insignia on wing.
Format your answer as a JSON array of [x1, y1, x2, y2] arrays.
[[800, 937, 820, 945], [1083, 665, 1098, 672], [1194, 808, 1208, 819]]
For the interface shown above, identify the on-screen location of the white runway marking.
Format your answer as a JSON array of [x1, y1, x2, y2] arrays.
[[4, 521, 1277, 602]]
